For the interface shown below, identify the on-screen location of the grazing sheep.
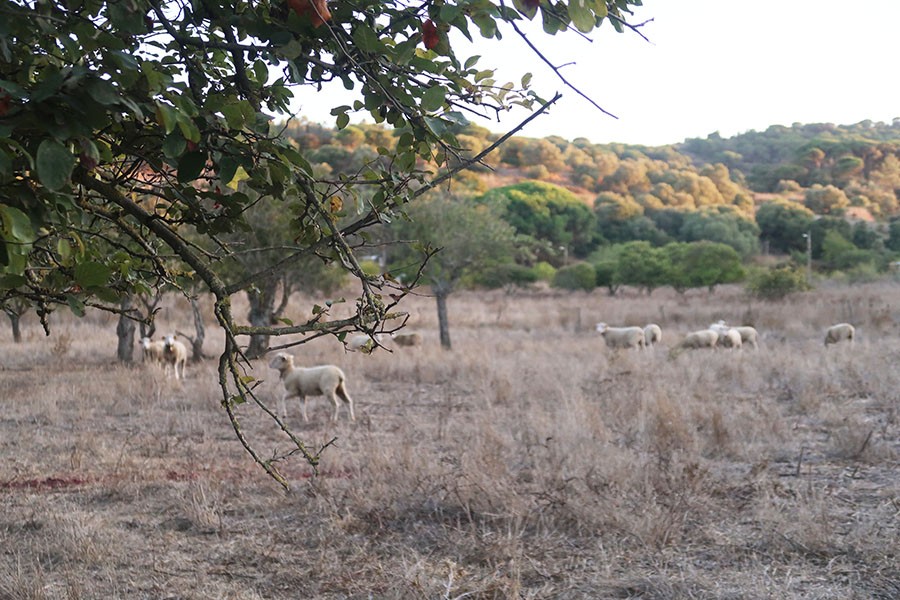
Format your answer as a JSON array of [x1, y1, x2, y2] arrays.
[[595, 323, 645, 350], [824, 323, 855, 346], [709, 322, 742, 349], [268, 352, 355, 422], [391, 332, 422, 347], [345, 333, 386, 354], [139, 337, 166, 364], [712, 320, 759, 350], [161, 334, 188, 380], [643, 323, 663, 347], [669, 329, 719, 359]]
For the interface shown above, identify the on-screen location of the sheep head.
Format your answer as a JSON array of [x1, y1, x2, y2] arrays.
[[268, 352, 294, 371]]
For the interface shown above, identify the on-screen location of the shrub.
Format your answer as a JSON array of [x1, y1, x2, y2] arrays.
[[745, 266, 811, 301], [473, 263, 540, 289], [551, 262, 596, 292], [531, 261, 557, 282]]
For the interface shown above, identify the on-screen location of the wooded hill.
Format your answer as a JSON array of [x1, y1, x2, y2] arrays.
[[281, 118, 900, 268]]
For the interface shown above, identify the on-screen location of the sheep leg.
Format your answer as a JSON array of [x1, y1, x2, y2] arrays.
[[328, 392, 340, 422], [278, 392, 288, 420], [300, 395, 309, 422], [338, 385, 355, 421]]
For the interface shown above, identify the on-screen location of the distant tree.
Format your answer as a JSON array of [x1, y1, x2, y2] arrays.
[[479, 181, 597, 259], [665, 241, 745, 293], [756, 200, 816, 253], [616, 241, 669, 294], [677, 206, 760, 258], [392, 196, 516, 349], [804, 184, 850, 215], [887, 218, 900, 252], [810, 217, 853, 259], [745, 266, 811, 301], [551, 262, 596, 292], [821, 231, 875, 272], [851, 222, 880, 250]]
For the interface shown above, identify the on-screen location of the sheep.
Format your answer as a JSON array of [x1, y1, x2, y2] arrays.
[[669, 329, 719, 359], [161, 334, 188, 380], [391, 332, 422, 347], [595, 322, 645, 350], [345, 333, 386, 354], [268, 351, 355, 422], [824, 323, 855, 346], [139, 337, 166, 365], [708, 322, 742, 349], [711, 320, 759, 350], [643, 323, 662, 347]]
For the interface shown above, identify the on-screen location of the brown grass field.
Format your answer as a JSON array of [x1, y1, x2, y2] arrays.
[[1, 281, 899, 599]]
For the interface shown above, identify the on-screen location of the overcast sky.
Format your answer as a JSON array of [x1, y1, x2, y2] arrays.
[[290, 1, 900, 146]]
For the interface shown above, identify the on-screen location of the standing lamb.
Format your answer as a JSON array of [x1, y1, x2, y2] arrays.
[[595, 323, 645, 350], [711, 320, 759, 350], [643, 323, 663, 348], [139, 337, 166, 365], [824, 323, 855, 346], [268, 352, 355, 422], [708, 322, 742, 349], [161, 334, 188, 380], [668, 329, 719, 359]]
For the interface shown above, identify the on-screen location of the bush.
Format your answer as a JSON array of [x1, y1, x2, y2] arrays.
[[551, 262, 596, 292], [531, 261, 557, 282], [745, 266, 811, 301], [472, 263, 540, 289]]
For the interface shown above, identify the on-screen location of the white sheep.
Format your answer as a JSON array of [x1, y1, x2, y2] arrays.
[[669, 329, 719, 359], [595, 323, 645, 350], [345, 333, 386, 354], [712, 320, 759, 350], [709, 322, 742, 349], [391, 332, 422, 347], [824, 323, 855, 346], [643, 323, 662, 347], [139, 336, 166, 364], [268, 352, 355, 422], [161, 334, 188, 380]]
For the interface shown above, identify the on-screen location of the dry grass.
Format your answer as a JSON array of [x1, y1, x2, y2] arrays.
[[1, 282, 899, 599]]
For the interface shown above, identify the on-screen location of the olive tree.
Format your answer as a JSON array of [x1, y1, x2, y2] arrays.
[[0, 0, 645, 487]]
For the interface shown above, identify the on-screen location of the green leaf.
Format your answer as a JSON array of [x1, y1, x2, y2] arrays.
[[221, 104, 246, 130], [74, 261, 112, 288], [66, 294, 85, 317], [568, 0, 595, 33], [177, 151, 207, 183], [0, 274, 27, 289], [155, 103, 178, 134], [336, 112, 350, 130], [0, 205, 34, 242], [421, 85, 446, 112], [36, 140, 76, 191], [352, 24, 385, 54], [162, 133, 187, 159]]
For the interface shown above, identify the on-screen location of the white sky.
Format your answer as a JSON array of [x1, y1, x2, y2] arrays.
[[289, 1, 900, 146]]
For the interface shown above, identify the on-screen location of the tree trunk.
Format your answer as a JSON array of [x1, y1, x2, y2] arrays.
[[188, 297, 206, 361], [435, 287, 451, 350], [116, 296, 137, 363], [5, 310, 22, 343], [246, 277, 278, 358]]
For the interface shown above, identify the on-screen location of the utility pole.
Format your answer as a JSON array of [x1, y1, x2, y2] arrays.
[[802, 231, 812, 282]]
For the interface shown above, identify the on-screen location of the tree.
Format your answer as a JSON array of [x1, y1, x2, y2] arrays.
[[664, 241, 745, 293], [755, 200, 816, 253], [0, 0, 645, 487], [615, 241, 669, 294], [479, 181, 598, 260], [391, 195, 516, 349]]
